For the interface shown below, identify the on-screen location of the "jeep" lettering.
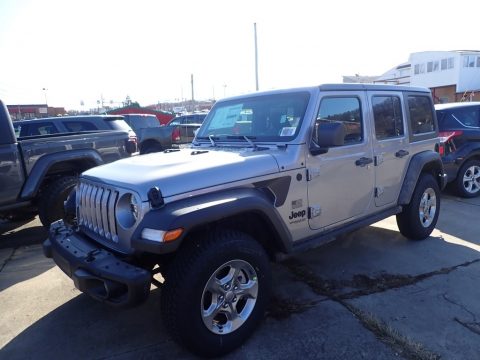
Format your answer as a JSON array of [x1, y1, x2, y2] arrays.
[[289, 210, 306, 220]]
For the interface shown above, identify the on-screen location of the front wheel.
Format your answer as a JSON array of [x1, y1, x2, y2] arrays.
[[161, 229, 271, 357], [396, 173, 440, 240]]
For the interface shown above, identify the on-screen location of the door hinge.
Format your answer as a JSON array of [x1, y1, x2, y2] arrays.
[[374, 154, 384, 166], [375, 187, 385, 197], [308, 205, 322, 218], [307, 168, 320, 181]]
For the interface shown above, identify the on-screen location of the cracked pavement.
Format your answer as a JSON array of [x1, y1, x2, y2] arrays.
[[1, 193, 480, 359]]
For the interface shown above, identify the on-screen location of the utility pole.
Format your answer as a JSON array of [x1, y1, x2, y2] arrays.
[[42, 88, 48, 105], [191, 74, 195, 111], [254, 23, 259, 91]]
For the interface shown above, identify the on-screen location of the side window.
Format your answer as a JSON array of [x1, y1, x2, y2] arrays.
[[13, 124, 21, 137], [448, 107, 480, 127], [187, 116, 203, 124], [316, 97, 363, 145], [408, 96, 435, 134], [63, 121, 97, 132], [372, 96, 404, 140], [24, 122, 58, 136]]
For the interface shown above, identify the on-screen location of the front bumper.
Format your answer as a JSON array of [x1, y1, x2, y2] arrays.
[[43, 221, 151, 308]]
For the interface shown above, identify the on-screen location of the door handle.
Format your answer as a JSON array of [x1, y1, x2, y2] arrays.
[[395, 150, 409, 158], [355, 157, 373, 167]]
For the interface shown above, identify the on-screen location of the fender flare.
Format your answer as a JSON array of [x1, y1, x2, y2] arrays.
[[21, 149, 104, 199], [131, 187, 293, 254], [398, 150, 446, 205]]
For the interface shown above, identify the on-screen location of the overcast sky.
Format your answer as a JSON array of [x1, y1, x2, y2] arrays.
[[0, 0, 479, 110]]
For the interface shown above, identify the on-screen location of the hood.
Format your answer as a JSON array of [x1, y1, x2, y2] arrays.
[[82, 148, 280, 200]]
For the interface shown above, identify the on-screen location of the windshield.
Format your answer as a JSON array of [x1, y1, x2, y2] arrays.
[[196, 92, 310, 142]]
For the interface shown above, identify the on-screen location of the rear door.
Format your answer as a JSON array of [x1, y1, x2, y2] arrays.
[[368, 91, 410, 207]]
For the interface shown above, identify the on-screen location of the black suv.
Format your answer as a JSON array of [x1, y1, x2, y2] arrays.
[[435, 102, 480, 197], [14, 115, 138, 153]]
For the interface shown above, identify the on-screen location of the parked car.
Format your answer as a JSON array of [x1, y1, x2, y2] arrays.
[[0, 102, 134, 227], [44, 84, 445, 357], [122, 113, 207, 154], [13, 115, 138, 153], [167, 113, 207, 144], [435, 102, 480, 197], [120, 113, 160, 133]]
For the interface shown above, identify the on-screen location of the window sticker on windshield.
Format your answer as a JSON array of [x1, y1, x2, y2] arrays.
[[209, 104, 243, 130], [280, 127, 296, 136]]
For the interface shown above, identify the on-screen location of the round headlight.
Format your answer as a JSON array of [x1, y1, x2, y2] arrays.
[[116, 193, 140, 229]]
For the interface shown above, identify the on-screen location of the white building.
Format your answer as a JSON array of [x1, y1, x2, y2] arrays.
[[372, 50, 480, 103]]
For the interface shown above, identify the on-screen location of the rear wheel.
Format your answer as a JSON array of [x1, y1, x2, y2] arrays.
[[396, 173, 440, 240], [140, 142, 163, 154], [161, 229, 271, 357], [38, 176, 78, 228], [454, 159, 480, 198]]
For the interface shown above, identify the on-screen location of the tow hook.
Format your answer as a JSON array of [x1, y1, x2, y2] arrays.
[[85, 249, 101, 263]]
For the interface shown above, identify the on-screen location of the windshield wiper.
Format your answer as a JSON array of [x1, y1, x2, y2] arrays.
[[195, 136, 219, 147], [226, 135, 268, 151], [208, 135, 217, 147]]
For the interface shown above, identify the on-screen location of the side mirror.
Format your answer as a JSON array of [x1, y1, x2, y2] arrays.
[[310, 122, 345, 155]]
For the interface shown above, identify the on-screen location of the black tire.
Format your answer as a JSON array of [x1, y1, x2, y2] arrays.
[[161, 229, 271, 358], [454, 159, 480, 198], [396, 173, 440, 240], [38, 176, 78, 228], [140, 142, 163, 154]]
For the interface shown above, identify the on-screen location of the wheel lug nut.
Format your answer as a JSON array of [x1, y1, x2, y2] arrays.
[[223, 303, 228, 308]]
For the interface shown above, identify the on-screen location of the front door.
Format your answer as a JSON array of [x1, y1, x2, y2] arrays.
[[369, 92, 410, 207], [307, 92, 375, 231]]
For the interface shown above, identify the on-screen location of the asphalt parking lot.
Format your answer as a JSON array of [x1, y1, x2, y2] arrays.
[[1, 193, 480, 360]]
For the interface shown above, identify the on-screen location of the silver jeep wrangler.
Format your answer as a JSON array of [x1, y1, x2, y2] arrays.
[[44, 84, 446, 357]]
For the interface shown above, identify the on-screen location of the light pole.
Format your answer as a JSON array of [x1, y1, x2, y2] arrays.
[[254, 23, 259, 91], [42, 88, 48, 105]]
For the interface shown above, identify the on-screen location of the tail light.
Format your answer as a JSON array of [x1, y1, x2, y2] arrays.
[[126, 135, 138, 154], [437, 131, 462, 156], [172, 127, 181, 142]]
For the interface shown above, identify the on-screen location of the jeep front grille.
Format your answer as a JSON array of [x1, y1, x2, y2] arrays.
[[77, 181, 119, 243]]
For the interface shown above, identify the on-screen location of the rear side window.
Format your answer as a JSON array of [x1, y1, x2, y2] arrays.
[[126, 116, 159, 130], [445, 107, 480, 128], [63, 121, 97, 132], [20, 122, 59, 136], [188, 115, 206, 124], [108, 120, 134, 132], [372, 96, 404, 140], [317, 97, 363, 144], [408, 96, 435, 134]]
